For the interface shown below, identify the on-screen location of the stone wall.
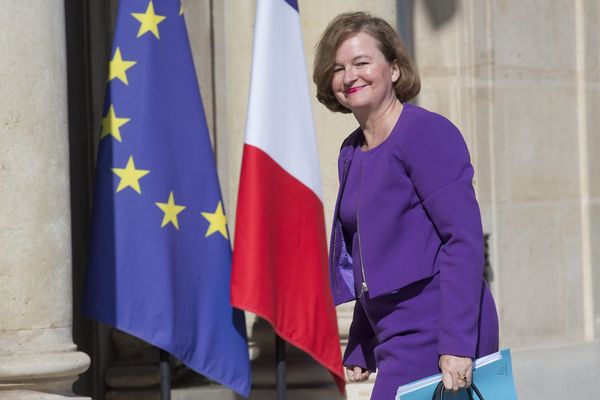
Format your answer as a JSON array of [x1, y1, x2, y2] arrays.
[[411, 0, 600, 348]]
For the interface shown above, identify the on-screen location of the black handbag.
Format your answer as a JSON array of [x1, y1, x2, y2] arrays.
[[432, 381, 485, 400]]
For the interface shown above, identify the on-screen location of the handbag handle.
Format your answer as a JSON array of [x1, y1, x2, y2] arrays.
[[431, 381, 484, 400]]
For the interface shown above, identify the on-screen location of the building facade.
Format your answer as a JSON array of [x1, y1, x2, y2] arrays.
[[1, 1, 599, 399]]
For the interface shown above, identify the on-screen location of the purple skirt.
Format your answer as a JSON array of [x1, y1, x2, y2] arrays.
[[356, 273, 499, 399]]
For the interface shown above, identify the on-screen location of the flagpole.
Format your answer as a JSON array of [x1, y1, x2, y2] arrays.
[[159, 349, 171, 400], [275, 334, 286, 400]]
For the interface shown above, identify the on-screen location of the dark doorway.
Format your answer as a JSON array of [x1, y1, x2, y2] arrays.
[[64, 0, 115, 397]]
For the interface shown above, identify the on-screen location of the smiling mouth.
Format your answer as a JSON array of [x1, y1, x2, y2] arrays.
[[345, 86, 366, 94]]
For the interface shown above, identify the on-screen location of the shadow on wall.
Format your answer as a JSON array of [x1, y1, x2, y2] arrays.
[[396, 0, 459, 105], [422, 0, 459, 28], [396, 0, 459, 60]]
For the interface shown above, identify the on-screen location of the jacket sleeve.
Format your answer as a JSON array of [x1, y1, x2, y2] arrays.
[[399, 112, 484, 359], [343, 300, 377, 371]]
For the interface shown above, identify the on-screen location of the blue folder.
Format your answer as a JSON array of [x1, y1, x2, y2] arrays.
[[395, 349, 518, 399]]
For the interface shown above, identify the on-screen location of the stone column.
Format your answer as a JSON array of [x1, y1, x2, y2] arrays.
[[0, 1, 90, 398]]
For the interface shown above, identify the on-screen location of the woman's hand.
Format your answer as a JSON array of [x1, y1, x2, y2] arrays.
[[439, 354, 473, 392], [345, 365, 371, 382]]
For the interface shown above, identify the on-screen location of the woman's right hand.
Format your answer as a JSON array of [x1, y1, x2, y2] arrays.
[[345, 365, 371, 382]]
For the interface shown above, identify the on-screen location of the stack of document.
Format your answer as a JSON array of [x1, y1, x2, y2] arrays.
[[395, 349, 518, 399]]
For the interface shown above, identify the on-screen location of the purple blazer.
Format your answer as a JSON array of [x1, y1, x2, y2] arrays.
[[329, 103, 486, 357]]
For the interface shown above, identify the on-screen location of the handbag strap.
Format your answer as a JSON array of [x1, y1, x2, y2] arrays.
[[432, 381, 484, 400]]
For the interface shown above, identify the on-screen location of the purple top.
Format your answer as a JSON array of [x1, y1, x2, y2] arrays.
[[329, 103, 485, 357], [338, 146, 366, 295]]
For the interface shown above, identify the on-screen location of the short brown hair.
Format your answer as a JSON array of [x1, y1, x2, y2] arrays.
[[313, 12, 420, 113]]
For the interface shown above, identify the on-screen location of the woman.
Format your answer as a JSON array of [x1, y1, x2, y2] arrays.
[[313, 12, 499, 399]]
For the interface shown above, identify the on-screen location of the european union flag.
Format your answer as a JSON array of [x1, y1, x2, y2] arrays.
[[82, 1, 251, 396]]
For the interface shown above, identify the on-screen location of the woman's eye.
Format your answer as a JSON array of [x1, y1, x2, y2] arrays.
[[356, 62, 368, 66], [333, 67, 344, 73]]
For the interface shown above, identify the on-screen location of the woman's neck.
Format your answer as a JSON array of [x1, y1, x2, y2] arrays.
[[355, 97, 403, 150]]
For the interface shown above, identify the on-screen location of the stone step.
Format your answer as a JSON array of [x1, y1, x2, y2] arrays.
[[172, 384, 372, 400]]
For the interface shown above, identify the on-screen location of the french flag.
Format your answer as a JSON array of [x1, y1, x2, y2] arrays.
[[231, 0, 345, 393]]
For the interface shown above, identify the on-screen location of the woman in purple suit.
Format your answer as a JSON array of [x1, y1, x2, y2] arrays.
[[313, 12, 499, 399]]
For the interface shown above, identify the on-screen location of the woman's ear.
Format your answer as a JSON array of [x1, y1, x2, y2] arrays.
[[391, 62, 400, 83]]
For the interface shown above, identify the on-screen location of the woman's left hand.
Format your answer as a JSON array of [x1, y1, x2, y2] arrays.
[[439, 354, 473, 393]]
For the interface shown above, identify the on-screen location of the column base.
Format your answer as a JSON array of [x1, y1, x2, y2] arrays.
[[0, 390, 89, 400], [0, 351, 90, 398]]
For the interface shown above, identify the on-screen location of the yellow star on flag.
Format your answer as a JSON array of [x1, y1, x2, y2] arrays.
[[156, 191, 186, 229], [111, 155, 150, 194], [109, 47, 137, 85], [101, 105, 130, 142], [201, 201, 228, 239], [131, 1, 166, 39]]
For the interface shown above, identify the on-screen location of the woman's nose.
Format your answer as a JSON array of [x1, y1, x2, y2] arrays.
[[343, 67, 357, 85]]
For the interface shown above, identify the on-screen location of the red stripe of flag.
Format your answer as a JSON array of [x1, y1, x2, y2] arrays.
[[231, 144, 345, 393]]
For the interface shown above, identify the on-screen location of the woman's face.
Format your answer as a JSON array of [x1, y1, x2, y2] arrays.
[[331, 32, 399, 113]]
